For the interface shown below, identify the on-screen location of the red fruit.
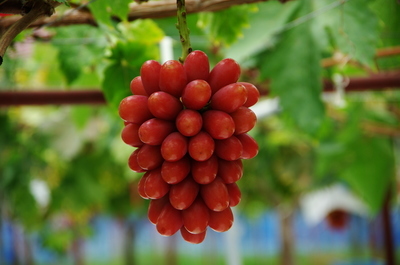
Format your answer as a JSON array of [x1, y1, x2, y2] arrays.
[[128, 149, 146, 173], [326, 209, 349, 230], [140, 60, 161, 95], [184, 50, 210, 82], [138, 118, 175, 145], [210, 83, 247, 113], [122, 123, 143, 147], [180, 227, 206, 244], [200, 177, 229, 212], [182, 197, 210, 234], [156, 202, 183, 236], [202, 110, 235, 140], [238, 82, 260, 107], [118, 95, 153, 124], [236, 133, 259, 159], [230, 106, 257, 135], [218, 159, 243, 183], [169, 176, 199, 210], [208, 207, 234, 232], [137, 172, 150, 199], [144, 168, 170, 199], [176, 109, 203, 137], [136, 144, 164, 170], [226, 183, 241, 207], [208, 58, 241, 94], [148, 196, 169, 224], [148, 91, 183, 120], [161, 156, 191, 184], [130, 76, 147, 96], [191, 154, 218, 184], [181, 80, 212, 110], [161, 132, 188, 162], [215, 136, 243, 161], [188, 131, 215, 161], [159, 60, 187, 97]]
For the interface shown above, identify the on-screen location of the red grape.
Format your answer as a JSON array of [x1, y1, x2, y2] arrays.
[[208, 207, 234, 232], [227, 182, 241, 207], [169, 176, 199, 210], [118, 95, 153, 124], [181, 80, 212, 110], [180, 227, 206, 244], [122, 123, 143, 147], [130, 76, 147, 96], [137, 172, 150, 199], [208, 58, 241, 94], [144, 168, 170, 199], [148, 195, 169, 224], [238, 82, 260, 107], [210, 83, 247, 113], [159, 60, 187, 97], [182, 197, 209, 234], [202, 110, 235, 140], [184, 50, 210, 82], [191, 154, 218, 184], [188, 131, 215, 161], [218, 159, 243, 183], [148, 91, 183, 120], [214, 136, 243, 161], [161, 156, 191, 184], [156, 202, 183, 236], [128, 149, 146, 173], [176, 109, 203, 137], [161, 132, 188, 162], [136, 144, 164, 170], [140, 60, 161, 95], [236, 133, 259, 159], [138, 118, 175, 145], [230, 106, 257, 135], [200, 177, 229, 212]]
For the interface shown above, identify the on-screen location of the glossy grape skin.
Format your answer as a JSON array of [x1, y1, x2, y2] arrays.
[[130, 76, 147, 96], [188, 131, 215, 161], [180, 227, 206, 244], [226, 183, 241, 207], [161, 156, 191, 184], [122, 123, 143, 147], [210, 83, 247, 113], [137, 172, 150, 199], [128, 149, 146, 173], [200, 177, 229, 212], [218, 159, 243, 184], [118, 95, 153, 124], [176, 109, 203, 137], [191, 154, 218, 184], [156, 202, 183, 236], [161, 132, 188, 162], [215, 136, 243, 161], [208, 207, 234, 232], [202, 110, 235, 140], [148, 195, 169, 224], [182, 197, 209, 234], [208, 58, 241, 94], [144, 168, 170, 199], [184, 50, 210, 82], [230, 106, 257, 135], [169, 176, 199, 210], [138, 118, 175, 145], [140, 60, 161, 95], [181, 80, 212, 110], [136, 144, 164, 170], [148, 91, 183, 120], [238, 82, 260, 107], [236, 133, 259, 159], [159, 60, 187, 97]]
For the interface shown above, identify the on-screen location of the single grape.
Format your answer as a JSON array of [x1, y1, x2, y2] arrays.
[[140, 60, 161, 95], [210, 83, 247, 113], [137, 172, 150, 199], [236, 133, 259, 159], [214, 136, 243, 161], [208, 207, 234, 232], [161, 156, 191, 184], [226, 182, 241, 207], [130, 76, 147, 96], [161, 132, 188, 162], [138, 118, 175, 145], [230, 106, 257, 135], [184, 50, 210, 82], [156, 202, 183, 236], [182, 197, 209, 234], [181, 80, 212, 110], [176, 109, 203, 137], [218, 159, 243, 183], [148, 195, 169, 224], [118, 95, 153, 124], [144, 168, 170, 199], [159, 60, 187, 97], [188, 131, 215, 161], [238, 82, 260, 107], [208, 58, 240, 94], [136, 144, 164, 170], [121, 123, 143, 147], [180, 227, 206, 244], [200, 177, 229, 212], [169, 176, 199, 210], [128, 149, 146, 173], [191, 154, 218, 184], [148, 91, 183, 120], [202, 110, 235, 140]]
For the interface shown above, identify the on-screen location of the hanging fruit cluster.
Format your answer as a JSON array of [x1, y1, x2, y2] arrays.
[[118, 50, 259, 244]]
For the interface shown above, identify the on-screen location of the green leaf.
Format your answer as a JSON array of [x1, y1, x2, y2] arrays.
[[111, 0, 131, 21], [88, 0, 113, 26], [259, 0, 325, 134]]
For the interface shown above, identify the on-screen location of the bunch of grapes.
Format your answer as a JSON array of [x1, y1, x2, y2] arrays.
[[118, 50, 259, 244]]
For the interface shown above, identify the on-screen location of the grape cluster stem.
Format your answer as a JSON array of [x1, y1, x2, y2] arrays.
[[176, 0, 192, 63]]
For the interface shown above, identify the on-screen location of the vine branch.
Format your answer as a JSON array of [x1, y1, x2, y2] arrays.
[[176, 0, 192, 63]]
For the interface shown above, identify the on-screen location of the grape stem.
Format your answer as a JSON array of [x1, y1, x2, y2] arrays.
[[176, 0, 192, 63]]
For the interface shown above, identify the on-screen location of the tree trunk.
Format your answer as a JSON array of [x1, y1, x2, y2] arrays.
[[165, 235, 178, 265], [23, 231, 35, 265], [123, 219, 136, 265], [278, 208, 295, 265], [382, 189, 395, 265], [71, 233, 85, 265]]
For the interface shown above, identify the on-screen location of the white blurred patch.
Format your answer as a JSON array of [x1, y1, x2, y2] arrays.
[[29, 179, 50, 209]]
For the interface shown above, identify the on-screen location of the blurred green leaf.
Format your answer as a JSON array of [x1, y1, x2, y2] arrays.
[[88, 0, 112, 26]]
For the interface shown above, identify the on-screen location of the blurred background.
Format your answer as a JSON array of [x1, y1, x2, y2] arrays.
[[1, 0, 399, 264]]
